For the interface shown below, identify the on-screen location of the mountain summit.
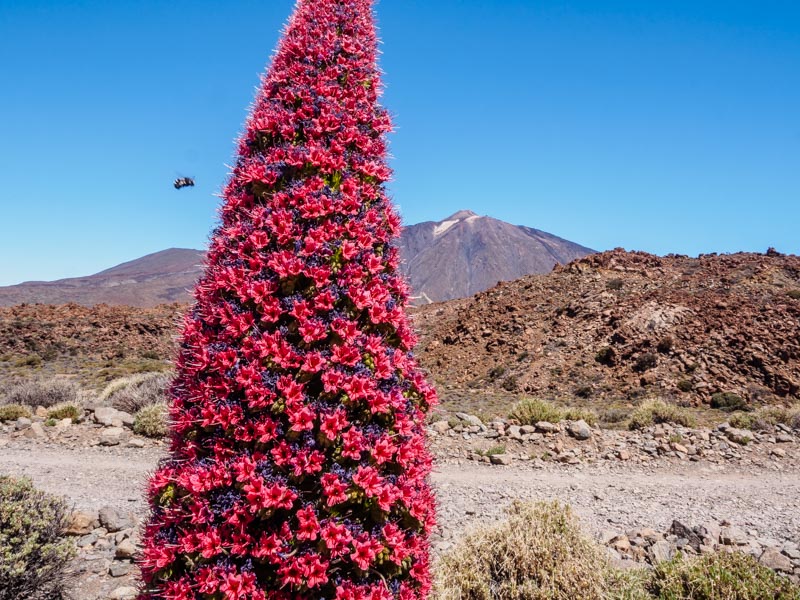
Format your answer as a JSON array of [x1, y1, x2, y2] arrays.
[[397, 211, 593, 303], [0, 213, 592, 307]]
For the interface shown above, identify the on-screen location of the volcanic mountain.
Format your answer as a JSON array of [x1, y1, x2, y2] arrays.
[[0, 212, 592, 307]]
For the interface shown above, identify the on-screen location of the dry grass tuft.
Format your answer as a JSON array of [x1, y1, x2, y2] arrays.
[[101, 372, 172, 414], [509, 398, 597, 426], [2, 378, 79, 409], [434, 501, 610, 600], [628, 400, 696, 430]]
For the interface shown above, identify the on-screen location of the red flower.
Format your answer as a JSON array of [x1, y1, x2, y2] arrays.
[[350, 533, 383, 571], [139, 1, 436, 597]]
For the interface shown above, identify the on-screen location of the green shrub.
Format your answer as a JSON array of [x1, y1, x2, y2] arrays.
[[607, 278, 624, 291], [46, 402, 81, 422], [563, 407, 598, 426], [677, 379, 694, 393], [133, 403, 169, 438], [13, 354, 42, 368], [634, 353, 658, 373], [710, 392, 748, 412], [434, 501, 611, 600], [786, 289, 800, 300], [3, 378, 78, 409], [0, 476, 75, 600], [648, 551, 800, 599], [102, 372, 172, 414], [728, 412, 755, 430], [595, 346, 616, 366], [0, 404, 32, 421], [629, 400, 696, 430], [484, 445, 506, 457], [730, 405, 800, 431], [509, 398, 564, 425]]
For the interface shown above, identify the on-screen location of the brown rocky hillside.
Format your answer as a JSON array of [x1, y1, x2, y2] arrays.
[[2, 250, 798, 413], [415, 249, 800, 410]]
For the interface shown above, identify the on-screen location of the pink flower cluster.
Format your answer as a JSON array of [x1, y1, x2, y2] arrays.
[[137, 1, 437, 599]]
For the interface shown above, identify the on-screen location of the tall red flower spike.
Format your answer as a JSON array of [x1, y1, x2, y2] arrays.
[[137, 1, 437, 599]]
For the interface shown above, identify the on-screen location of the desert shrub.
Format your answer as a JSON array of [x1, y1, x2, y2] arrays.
[[509, 398, 563, 425], [628, 400, 696, 430], [2, 378, 78, 409], [634, 353, 659, 373], [607, 278, 624, 291], [0, 476, 75, 600], [595, 346, 616, 366], [787, 289, 800, 300], [501, 375, 519, 392], [484, 445, 506, 456], [46, 402, 81, 422], [648, 551, 800, 599], [598, 407, 630, 425], [435, 501, 611, 600], [13, 354, 42, 368], [0, 404, 32, 421], [133, 403, 169, 438], [731, 405, 800, 431], [488, 365, 507, 380], [657, 337, 674, 353], [562, 407, 598, 426], [102, 372, 172, 414], [710, 392, 748, 412], [574, 385, 593, 399], [677, 379, 694, 393], [605, 569, 652, 600]]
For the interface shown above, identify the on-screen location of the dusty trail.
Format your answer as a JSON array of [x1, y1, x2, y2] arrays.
[[1, 445, 798, 547]]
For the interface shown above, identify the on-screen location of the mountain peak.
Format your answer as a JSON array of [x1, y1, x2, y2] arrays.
[[445, 210, 479, 221]]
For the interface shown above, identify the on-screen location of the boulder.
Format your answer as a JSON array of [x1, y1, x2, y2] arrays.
[[100, 427, 128, 446], [489, 454, 513, 465], [649, 540, 675, 564], [535, 421, 559, 434], [65, 511, 99, 536], [455, 412, 484, 428], [108, 587, 138, 600], [759, 548, 793, 572], [431, 420, 450, 435], [24, 422, 46, 439], [720, 526, 749, 546], [567, 420, 592, 440], [725, 428, 754, 445], [99, 506, 129, 533], [115, 539, 137, 559]]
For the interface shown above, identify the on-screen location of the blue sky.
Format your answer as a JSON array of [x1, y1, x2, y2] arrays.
[[0, 0, 798, 286]]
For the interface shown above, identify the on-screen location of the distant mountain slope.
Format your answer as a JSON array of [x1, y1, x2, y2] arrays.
[[0, 249, 204, 307], [397, 210, 594, 302], [0, 212, 592, 307]]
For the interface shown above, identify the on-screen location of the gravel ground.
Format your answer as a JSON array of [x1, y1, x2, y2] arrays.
[[2, 444, 798, 550]]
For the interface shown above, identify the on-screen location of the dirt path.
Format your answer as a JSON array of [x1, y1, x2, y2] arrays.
[[2, 445, 798, 549]]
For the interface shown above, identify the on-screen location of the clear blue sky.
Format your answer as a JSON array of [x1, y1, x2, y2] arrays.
[[1, 0, 798, 286]]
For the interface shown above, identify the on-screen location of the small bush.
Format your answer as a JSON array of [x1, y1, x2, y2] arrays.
[[133, 403, 169, 438], [574, 385, 593, 399], [3, 378, 79, 409], [0, 476, 75, 600], [677, 379, 694, 393], [102, 372, 172, 414], [509, 398, 563, 425], [598, 408, 630, 425], [629, 400, 696, 430], [607, 278, 624, 291], [435, 501, 611, 600], [0, 404, 32, 421], [13, 354, 42, 368], [595, 346, 616, 366], [563, 407, 598, 426], [634, 353, 658, 373], [657, 337, 674, 353], [648, 551, 800, 599], [710, 392, 748, 412], [488, 366, 507, 380], [730, 405, 800, 431], [484, 445, 506, 457], [501, 375, 519, 393], [47, 402, 81, 422], [787, 289, 800, 300]]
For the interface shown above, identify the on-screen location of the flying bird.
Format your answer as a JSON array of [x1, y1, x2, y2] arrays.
[[174, 177, 195, 190]]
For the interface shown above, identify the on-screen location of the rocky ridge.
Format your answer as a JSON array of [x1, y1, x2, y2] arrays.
[[416, 249, 800, 409]]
